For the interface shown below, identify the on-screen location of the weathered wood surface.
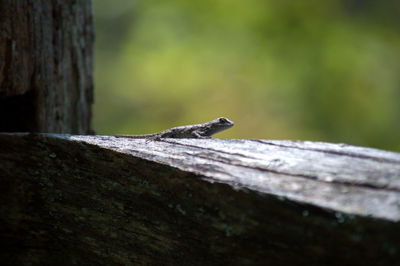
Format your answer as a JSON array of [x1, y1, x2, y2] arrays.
[[1, 133, 399, 265], [0, 1, 94, 133], [84, 136, 400, 221]]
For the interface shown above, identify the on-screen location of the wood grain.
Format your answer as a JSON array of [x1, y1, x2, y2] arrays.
[[1, 133, 399, 265]]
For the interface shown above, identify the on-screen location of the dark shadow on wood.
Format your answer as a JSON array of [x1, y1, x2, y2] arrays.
[[0, 90, 37, 132]]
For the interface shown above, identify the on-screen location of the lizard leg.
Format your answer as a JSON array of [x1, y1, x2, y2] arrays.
[[191, 131, 211, 138]]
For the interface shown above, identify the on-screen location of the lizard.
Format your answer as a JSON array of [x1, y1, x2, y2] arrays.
[[115, 117, 234, 140]]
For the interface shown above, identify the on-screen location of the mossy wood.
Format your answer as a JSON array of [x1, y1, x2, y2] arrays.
[[1, 133, 399, 265]]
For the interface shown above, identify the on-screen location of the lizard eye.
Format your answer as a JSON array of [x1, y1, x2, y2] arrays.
[[219, 118, 227, 123]]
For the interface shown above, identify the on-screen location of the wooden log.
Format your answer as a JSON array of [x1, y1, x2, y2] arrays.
[[0, 133, 399, 265], [0, 1, 94, 133]]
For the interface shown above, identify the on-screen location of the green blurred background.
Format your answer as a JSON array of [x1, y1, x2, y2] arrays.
[[93, 0, 400, 152]]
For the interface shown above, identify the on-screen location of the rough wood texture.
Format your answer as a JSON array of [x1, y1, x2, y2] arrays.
[[0, 133, 399, 265], [0, 0, 94, 133]]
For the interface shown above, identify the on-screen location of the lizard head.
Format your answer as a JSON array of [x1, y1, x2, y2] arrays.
[[206, 117, 234, 136], [216, 117, 234, 127]]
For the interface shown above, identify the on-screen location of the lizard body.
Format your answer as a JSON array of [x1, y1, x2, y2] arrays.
[[115, 117, 234, 139]]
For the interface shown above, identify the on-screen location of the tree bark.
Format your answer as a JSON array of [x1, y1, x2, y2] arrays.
[[1, 133, 399, 265], [0, 0, 94, 133]]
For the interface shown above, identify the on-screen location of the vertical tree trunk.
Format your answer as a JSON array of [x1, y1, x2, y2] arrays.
[[0, 0, 94, 134]]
